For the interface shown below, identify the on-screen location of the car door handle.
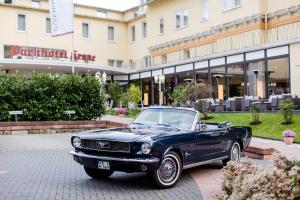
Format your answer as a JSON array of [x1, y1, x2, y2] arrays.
[[220, 131, 228, 135]]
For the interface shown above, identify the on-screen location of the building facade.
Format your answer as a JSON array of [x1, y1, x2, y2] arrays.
[[1, 0, 300, 105]]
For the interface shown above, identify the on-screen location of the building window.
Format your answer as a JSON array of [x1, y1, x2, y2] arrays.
[[159, 18, 164, 34], [17, 14, 26, 32], [108, 26, 115, 41], [267, 58, 290, 95], [97, 9, 107, 18], [116, 60, 123, 68], [31, 0, 40, 8], [108, 59, 115, 67], [183, 49, 190, 60], [161, 55, 167, 64], [131, 26, 136, 42], [46, 17, 51, 34], [175, 9, 188, 29], [246, 61, 266, 98], [211, 67, 226, 100], [82, 23, 89, 39], [143, 56, 151, 67], [227, 65, 245, 97], [202, 0, 209, 21], [142, 22, 147, 38], [223, 0, 241, 11]]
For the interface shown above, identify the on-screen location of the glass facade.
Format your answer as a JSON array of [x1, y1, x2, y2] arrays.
[[246, 61, 266, 98], [227, 65, 244, 97], [267, 58, 290, 95], [195, 68, 209, 84], [211, 67, 226, 100], [125, 49, 290, 106], [164, 74, 176, 105], [141, 79, 152, 106], [177, 71, 194, 85]]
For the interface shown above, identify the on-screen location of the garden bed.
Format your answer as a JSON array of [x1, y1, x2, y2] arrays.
[[0, 120, 127, 135]]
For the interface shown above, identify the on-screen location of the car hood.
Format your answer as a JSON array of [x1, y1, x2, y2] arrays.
[[77, 128, 188, 142]]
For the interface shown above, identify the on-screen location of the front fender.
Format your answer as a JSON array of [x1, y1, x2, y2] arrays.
[[155, 145, 184, 164]]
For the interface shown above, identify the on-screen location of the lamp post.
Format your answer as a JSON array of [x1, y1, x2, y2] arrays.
[[154, 74, 165, 106], [95, 71, 107, 84]]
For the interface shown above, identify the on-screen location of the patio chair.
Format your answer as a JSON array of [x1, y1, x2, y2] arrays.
[[242, 96, 254, 111], [233, 97, 243, 111], [205, 98, 215, 111], [293, 97, 300, 109], [225, 97, 243, 111], [225, 98, 235, 111]]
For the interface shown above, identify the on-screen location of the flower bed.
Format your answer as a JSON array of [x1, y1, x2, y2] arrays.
[[218, 153, 300, 200]]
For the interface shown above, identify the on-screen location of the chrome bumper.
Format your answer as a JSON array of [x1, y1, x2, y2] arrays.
[[69, 151, 160, 164]]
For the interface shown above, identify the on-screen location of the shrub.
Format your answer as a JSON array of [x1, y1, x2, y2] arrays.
[[0, 73, 106, 121], [280, 99, 295, 124], [115, 107, 127, 115], [249, 103, 261, 125], [169, 85, 188, 106], [218, 154, 300, 200], [126, 84, 141, 108], [126, 108, 141, 118], [107, 81, 122, 107]]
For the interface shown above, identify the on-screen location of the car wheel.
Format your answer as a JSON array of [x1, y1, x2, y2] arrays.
[[222, 142, 241, 166], [84, 166, 113, 179], [152, 151, 182, 189]]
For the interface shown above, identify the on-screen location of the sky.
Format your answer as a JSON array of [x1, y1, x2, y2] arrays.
[[74, 0, 140, 11]]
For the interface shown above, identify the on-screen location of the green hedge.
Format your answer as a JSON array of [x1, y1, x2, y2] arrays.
[[0, 73, 106, 121]]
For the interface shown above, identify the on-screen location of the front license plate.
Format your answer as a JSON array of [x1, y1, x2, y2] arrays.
[[98, 161, 110, 170]]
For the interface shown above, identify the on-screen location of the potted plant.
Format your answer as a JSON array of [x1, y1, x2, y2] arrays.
[[282, 130, 296, 145], [115, 108, 127, 117]]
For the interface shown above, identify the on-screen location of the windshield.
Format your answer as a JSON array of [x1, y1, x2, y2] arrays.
[[132, 108, 197, 130]]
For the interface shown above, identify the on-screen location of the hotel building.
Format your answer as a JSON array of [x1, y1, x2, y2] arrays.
[[0, 0, 300, 105]]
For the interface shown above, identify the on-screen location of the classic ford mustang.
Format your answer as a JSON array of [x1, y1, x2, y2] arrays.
[[70, 107, 252, 188]]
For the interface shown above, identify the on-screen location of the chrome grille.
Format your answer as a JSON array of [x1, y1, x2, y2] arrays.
[[82, 140, 130, 153]]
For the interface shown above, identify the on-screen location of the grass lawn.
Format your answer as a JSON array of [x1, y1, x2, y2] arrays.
[[202, 113, 300, 143]]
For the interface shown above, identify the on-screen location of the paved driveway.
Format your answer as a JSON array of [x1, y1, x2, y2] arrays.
[[0, 134, 203, 200]]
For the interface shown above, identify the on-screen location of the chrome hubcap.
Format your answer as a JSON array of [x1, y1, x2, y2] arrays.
[[231, 144, 240, 161], [158, 157, 177, 183]]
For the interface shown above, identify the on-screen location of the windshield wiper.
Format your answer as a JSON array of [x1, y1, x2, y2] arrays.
[[132, 122, 145, 126], [156, 123, 181, 130]]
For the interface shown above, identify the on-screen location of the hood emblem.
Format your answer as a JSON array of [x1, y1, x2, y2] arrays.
[[96, 141, 111, 149]]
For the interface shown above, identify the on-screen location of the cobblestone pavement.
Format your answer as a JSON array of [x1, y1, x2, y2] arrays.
[[0, 134, 203, 200]]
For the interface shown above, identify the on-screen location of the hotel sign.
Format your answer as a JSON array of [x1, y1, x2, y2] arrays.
[[4, 45, 96, 62]]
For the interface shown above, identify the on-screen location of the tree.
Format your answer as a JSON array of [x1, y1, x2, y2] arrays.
[[107, 81, 122, 107], [280, 99, 295, 124], [185, 82, 212, 119], [169, 85, 188, 106], [126, 84, 141, 108]]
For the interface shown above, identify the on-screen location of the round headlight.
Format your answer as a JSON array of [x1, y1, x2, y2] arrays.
[[73, 137, 81, 148], [141, 143, 151, 154]]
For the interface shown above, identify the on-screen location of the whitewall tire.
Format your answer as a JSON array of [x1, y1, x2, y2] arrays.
[[152, 151, 182, 189], [222, 142, 241, 166]]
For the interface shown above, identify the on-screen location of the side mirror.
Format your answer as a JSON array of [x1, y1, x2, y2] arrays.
[[196, 122, 201, 131], [196, 122, 207, 131]]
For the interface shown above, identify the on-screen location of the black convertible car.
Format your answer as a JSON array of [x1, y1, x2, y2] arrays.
[[70, 107, 252, 188]]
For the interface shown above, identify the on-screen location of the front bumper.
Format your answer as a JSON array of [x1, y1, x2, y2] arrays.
[[70, 150, 160, 173]]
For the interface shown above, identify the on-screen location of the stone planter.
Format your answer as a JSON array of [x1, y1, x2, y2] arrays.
[[283, 136, 294, 145], [117, 113, 125, 117]]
